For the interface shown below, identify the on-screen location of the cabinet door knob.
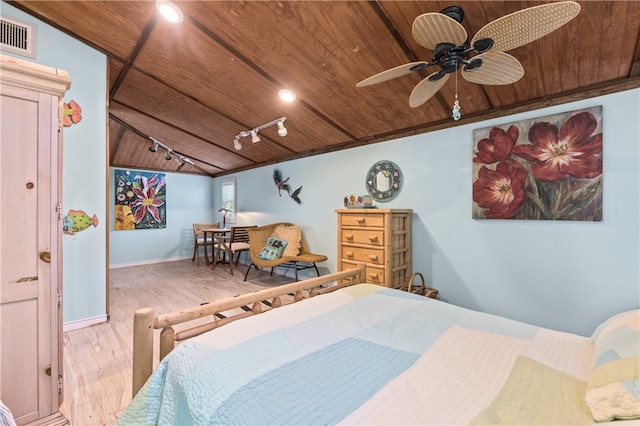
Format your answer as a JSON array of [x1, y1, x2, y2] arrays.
[[39, 251, 51, 263], [45, 365, 52, 376]]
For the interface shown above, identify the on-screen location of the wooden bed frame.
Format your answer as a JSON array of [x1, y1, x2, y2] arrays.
[[132, 263, 367, 396]]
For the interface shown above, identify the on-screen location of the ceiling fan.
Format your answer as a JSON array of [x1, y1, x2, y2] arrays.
[[357, 1, 581, 118]]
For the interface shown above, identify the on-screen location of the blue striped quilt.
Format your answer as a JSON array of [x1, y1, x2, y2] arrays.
[[118, 284, 598, 425]]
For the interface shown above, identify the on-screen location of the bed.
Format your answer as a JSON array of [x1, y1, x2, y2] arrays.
[[119, 264, 639, 425]]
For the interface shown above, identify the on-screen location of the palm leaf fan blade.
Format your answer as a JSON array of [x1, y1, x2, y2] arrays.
[[356, 62, 427, 87], [409, 73, 449, 108], [471, 1, 581, 53], [412, 12, 467, 49], [462, 52, 524, 85]]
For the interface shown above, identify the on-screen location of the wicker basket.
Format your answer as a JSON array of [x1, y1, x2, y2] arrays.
[[403, 272, 438, 299]]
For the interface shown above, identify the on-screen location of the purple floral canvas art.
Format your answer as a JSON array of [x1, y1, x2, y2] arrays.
[[114, 169, 167, 230], [472, 106, 603, 221]]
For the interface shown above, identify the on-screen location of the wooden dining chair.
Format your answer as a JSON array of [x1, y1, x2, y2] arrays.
[[213, 225, 256, 275], [192, 223, 219, 266]]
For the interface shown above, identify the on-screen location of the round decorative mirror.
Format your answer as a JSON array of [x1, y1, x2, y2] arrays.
[[365, 160, 402, 202]]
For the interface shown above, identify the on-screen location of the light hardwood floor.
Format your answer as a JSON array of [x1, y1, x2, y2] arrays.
[[61, 258, 293, 425]]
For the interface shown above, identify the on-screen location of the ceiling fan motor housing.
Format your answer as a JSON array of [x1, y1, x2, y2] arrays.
[[432, 44, 472, 74], [440, 6, 464, 23]]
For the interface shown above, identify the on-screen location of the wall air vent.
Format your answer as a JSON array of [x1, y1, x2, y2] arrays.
[[0, 15, 36, 59]]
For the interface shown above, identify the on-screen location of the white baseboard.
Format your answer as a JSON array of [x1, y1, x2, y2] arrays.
[[63, 314, 108, 332], [109, 255, 190, 269]]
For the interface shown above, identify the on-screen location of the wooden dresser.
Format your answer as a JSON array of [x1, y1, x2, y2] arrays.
[[336, 209, 412, 288]]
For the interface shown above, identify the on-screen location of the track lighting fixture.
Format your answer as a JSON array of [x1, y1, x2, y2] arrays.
[[148, 137, 195, 171], [233, 117, 287, 151]]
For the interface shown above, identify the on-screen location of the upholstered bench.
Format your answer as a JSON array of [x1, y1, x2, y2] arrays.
[[244, 222, 327, 281]]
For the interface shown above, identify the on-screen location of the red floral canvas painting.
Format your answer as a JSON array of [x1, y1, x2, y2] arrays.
[[472, 106, 603, 221]]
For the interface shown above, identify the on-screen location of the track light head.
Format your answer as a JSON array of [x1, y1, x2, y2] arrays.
[[251, 130, 260, 143], [149, 142, 158, 153], [277, 120, 288, 137], [165, 149, 172, 161], [233, 137, 242, 151]]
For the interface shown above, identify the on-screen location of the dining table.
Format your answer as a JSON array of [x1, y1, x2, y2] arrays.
[[201, 227, 230, 265]]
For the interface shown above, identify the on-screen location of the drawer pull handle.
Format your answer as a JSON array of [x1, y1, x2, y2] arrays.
[[368, 255, 378, 261], [345, 234, 353, 240], [368, 236, 378, 242], [356, 217, 365, 223], [345, 251, 354, 258], [369, 273, 379, 279]]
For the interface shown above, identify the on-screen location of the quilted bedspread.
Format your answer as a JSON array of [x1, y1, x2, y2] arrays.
[[118, 284, 599, 425]]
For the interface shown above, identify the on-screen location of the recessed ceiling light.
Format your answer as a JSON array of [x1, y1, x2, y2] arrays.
[[156, 0, 183, 23], [279, 89, 296, 103]]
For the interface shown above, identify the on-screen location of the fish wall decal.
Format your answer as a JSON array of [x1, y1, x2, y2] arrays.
[[63, 209, 98, 235], [62, 100, 82, 127]]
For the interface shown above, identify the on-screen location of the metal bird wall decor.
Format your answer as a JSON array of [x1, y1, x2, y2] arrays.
[[273, 168, 303, 204]]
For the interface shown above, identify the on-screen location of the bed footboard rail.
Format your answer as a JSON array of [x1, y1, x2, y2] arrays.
[[132, 263, 366, 397]]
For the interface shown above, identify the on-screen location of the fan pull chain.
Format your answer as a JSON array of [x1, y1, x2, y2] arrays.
[[452, 96, 461, 121], [452, 71, 461, 121]]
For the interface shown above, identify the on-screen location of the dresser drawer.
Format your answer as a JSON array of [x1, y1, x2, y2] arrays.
[[341, 261, 385, 285], [342, 229, 384, 246], [340, 213, 384, 228], [341, 246, 384, 265]]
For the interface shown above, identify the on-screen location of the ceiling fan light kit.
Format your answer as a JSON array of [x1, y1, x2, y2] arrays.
[[233, 117, 287, 151], [357, 1, 581, 120]]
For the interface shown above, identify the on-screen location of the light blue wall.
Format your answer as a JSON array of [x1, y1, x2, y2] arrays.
[[213, 89, 640, 337], [1, 2, 107, 325], [108, 169, 216, 266], [6, 1, 638, 336]]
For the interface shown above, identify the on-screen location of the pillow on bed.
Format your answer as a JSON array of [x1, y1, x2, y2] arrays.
[[271, 225, 301, 257], [258, 237, 288, 260], [585, 309, 640, 422]]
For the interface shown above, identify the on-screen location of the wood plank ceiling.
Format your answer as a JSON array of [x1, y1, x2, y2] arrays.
[[9, 1, 640, 177]]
